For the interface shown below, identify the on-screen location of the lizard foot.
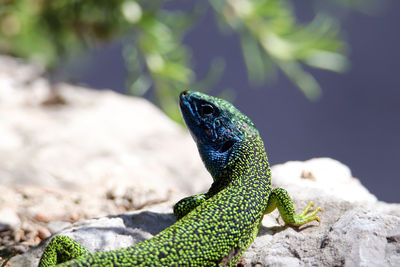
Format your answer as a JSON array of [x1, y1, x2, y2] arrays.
[[291, 201, 322, 227]]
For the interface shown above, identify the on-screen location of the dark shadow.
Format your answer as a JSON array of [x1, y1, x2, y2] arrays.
[[258, 224, 288, 236], [258, 221, 319, 236], [107, 210, 177, 236], [291, 224, 318, 232], [35, 211, 177, 252]]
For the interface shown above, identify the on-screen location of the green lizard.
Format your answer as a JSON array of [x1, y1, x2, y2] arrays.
[[38, 90, 321, 266]]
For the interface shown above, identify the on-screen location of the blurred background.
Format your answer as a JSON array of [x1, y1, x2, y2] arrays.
[[0, 0, 398, 202]]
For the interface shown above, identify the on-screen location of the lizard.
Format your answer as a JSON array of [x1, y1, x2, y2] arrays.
[[38, 90, 321, 266]]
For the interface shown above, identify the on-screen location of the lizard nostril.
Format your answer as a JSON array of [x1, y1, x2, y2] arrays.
[[181, 90, 190, 96]]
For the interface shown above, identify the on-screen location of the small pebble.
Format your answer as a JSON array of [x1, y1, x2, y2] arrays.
[[38, 227, 51, 240], [34, 213, 51, 223]]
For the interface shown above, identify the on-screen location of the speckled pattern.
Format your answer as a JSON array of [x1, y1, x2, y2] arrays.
[[39, 91, 321, 266]]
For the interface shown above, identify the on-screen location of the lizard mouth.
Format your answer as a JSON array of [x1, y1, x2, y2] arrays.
[[179, 90, 201, 124], [179, 90, 203, 142], [179, 90, 194, 119]]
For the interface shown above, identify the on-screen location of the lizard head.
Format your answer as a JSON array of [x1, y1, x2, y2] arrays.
[[179, 90, 259, 177]]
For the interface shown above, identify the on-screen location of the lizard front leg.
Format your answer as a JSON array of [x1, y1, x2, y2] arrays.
[[264, 188, 321, 226], [173, 194, 208, 220], [38, 235, 90, 267]]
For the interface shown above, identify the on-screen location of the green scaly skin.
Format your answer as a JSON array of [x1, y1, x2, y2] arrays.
[[38, 90, 321, 266]]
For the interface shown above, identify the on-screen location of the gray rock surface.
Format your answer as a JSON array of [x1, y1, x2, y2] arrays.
[[1, 56, 399, 266], [10, 158, 400, 267], [10, 210, 177, 267]]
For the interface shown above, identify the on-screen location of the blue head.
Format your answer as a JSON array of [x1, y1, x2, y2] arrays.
[[179, 90, 259, 178]]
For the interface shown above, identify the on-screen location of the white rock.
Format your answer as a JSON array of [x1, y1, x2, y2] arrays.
[[318, 208, 400, 267], [0, 56, 211, 222], [10, 209, 175, 267], [0, 208, 21, 230], [271, 158, 377, 203]]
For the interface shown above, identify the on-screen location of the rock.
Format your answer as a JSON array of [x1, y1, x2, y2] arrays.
[[0, 208, 20, 231], [46, 221, 72, 235], [319, 208, 400, 267], [271, 158, 377, 204], [10, 209, 176, 267], [0, 79, 210, 201], [243, 208, 400, 267], [0, 55, 210, 197], [37, 228, 51, 240], [10, 158, 400, 267]]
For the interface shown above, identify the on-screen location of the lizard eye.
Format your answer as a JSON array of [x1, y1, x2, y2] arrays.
[[200, 104, 214, 116]]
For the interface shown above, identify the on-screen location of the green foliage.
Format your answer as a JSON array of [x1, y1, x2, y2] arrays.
[[0, 0, 128, 65], [211, 0, 348, 99], [0, 0, 366, 120]]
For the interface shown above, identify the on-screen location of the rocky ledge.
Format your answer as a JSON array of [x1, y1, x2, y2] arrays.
[[0, 56, 399, 266]]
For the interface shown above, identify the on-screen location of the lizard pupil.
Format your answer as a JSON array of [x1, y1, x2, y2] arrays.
[[201, 104, 214, 116]]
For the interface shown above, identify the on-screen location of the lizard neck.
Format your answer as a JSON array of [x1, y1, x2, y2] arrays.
[[207, 136, 271, 196]]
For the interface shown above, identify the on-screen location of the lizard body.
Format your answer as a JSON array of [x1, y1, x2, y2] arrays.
[[38, 90, 321, 266]]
